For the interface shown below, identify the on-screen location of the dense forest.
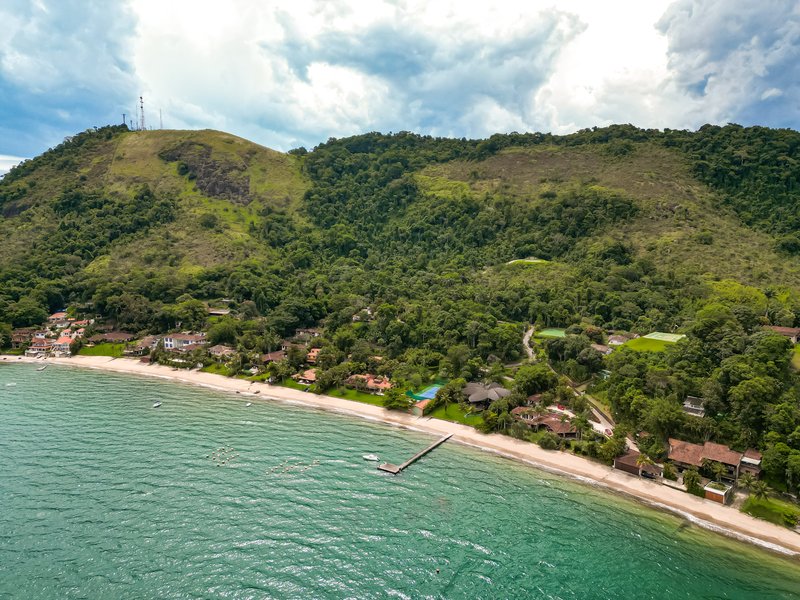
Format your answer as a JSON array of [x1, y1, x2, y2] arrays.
[[1, 123, 800, 492]]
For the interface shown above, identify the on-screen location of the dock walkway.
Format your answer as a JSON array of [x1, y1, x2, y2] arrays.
[[378, 434, 452, 474]]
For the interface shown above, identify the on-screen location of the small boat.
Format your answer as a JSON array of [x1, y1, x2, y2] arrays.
[[36, 365, 48, 371], [152, 401, 162, 408], [362, 454, 380, 462], [246, 402, 252, 407]]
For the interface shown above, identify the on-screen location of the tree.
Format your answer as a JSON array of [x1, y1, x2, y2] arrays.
[[513, 363, 557, 396], [738, 471, 755, 492], [538, 432, 560, 450], [750, 480, 770, 501], [207, 318, 239, 346], [762, 443, 792, 481], [383, 387, 411, 411], [786, 452, 800, 493], [683, 468, 702, 494], [0, 322, 11, 348], [433, 379, 465, 414]]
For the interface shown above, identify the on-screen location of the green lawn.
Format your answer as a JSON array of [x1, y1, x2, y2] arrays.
[[279, 377, 309, 391], [201, 363, 231, 376], [624, 337, 670, 352], [326, 387, 386, 407], [536, 328, 567, 338], [429, 403, 484, 427], [792, 345, 800, 370], [78, 343, 125, 357], [741, 496, 800, 528]]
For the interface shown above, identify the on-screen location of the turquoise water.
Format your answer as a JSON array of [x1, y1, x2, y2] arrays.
[[2, 363, 800, 599]]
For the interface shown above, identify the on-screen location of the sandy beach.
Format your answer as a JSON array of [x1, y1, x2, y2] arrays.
[[6, 353, 800, 557]]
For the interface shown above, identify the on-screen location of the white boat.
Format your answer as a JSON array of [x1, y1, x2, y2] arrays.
[[36, 365, 48, 371], [246, 402, 252, 407], [152, 401, 162, 408], [362, 454, 380, 461]]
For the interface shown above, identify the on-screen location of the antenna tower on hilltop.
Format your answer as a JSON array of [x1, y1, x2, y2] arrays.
[[139, 96, 146, 131]]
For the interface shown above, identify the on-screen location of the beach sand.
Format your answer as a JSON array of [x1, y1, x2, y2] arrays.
[[7, 353, 800, 557]]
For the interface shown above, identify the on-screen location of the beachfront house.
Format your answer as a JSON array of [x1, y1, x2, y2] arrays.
[[10, 328, 35, 349], [613, 451, 662, 479], [510, 407, 579, 439], [294, 369, 317, 385], [163, 333, 207, 351], [462, 381, 510, 410], [261, 350, 286, 364], [667, 438, 751, 482], [208, 344, 235, 358], [25, 338, 53, 357], [52, 336, 73, 356], [344, 374, 392, 394], [740, 449, 763, 478]]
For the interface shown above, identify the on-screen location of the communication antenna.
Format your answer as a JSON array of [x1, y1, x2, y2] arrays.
[[122, 113, 126, 126], [139, 96, 146, 131]]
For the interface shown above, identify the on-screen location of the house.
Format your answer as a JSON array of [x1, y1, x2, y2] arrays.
[[208, 344, 235, 358], [682, 396, 706, 418], [123, 336, 159, 357], [345, 374, 392, 394], [10, 328, 35, 349], [667, 438, 742, 481], [25, 338, 53, 357], [462, 382, 510, 409], [614, 451, 662, 479], [510, 407, 579, 438], [740, 449, 762, 478], [261, 350, 286, 364], [52, 336, 73, 356], [607, 335, 629, 346], [766, 326, 800, 344], [526, 393, 544, 405], [207, 307, 231, 316], [307, 347, 321, 364], [162, 333, 207, 351], [48, 311, 68, 323], [293, 369, 317, 385], [590, 343, 612, 355], [411, 399, 432, 417]]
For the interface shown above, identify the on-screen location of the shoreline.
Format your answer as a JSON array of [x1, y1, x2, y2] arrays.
[[6, 354, 800, 557]]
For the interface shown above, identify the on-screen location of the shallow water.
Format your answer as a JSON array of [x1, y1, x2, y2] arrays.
[[1, 363, 800, 599]]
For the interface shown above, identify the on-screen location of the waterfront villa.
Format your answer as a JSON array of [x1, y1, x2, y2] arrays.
[[462, 381, 510, 409], [294, 369, 317, 385], [344, 374, 392, 394], [163, 333, 207, 351], [667, 438, 756, 481], [208, 344, 235, 358], [52, 336, 73, 356], [613, 451, 663, 479], [510, 407, 578, 438]]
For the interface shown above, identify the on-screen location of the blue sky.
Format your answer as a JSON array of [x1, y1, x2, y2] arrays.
[[1, 0, 799, 174]]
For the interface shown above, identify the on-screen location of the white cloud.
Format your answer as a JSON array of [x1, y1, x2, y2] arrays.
[[0, 155, 26, 177], [1, 0, 800, 158]]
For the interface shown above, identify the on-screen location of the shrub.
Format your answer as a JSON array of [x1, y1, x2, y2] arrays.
[[538, 432, 560, 450]]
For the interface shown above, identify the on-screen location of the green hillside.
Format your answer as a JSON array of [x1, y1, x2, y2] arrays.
[[2, 124, 800, 488]]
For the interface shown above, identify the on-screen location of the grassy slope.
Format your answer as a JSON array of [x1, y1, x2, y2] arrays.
[[419, 143, 800, 290], [0, 129, 309, 285]]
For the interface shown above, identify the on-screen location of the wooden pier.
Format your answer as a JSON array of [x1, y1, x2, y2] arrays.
[[378, 434, 452, 474]]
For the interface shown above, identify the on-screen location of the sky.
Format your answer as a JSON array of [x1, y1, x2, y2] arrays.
[[1, 0, 799, 174]]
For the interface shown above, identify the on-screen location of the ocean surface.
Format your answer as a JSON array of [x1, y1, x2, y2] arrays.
[[1, 362, 800, 599]]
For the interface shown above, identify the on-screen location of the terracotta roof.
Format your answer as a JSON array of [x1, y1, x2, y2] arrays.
[[744, 448, 762, 461], [590, 343, 611, 354], [208, 344, 235, 356], [614, 451, 641, 469], [702, 442, 742, 467], [295, 369, 317, 382], [668, 438, 704, 467], [766, 326, 800, 336], [415, 399, 431, 410], [261, 350, 286, 363], [55, 336, 72, 345], [668, 438, 743, 468], [511, 408, 576, 435]]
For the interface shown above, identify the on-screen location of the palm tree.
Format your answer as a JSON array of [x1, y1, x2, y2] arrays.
[[738, 472, 755, 492], [751, 480, 770, 501], [636, 453, 655, 477]]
